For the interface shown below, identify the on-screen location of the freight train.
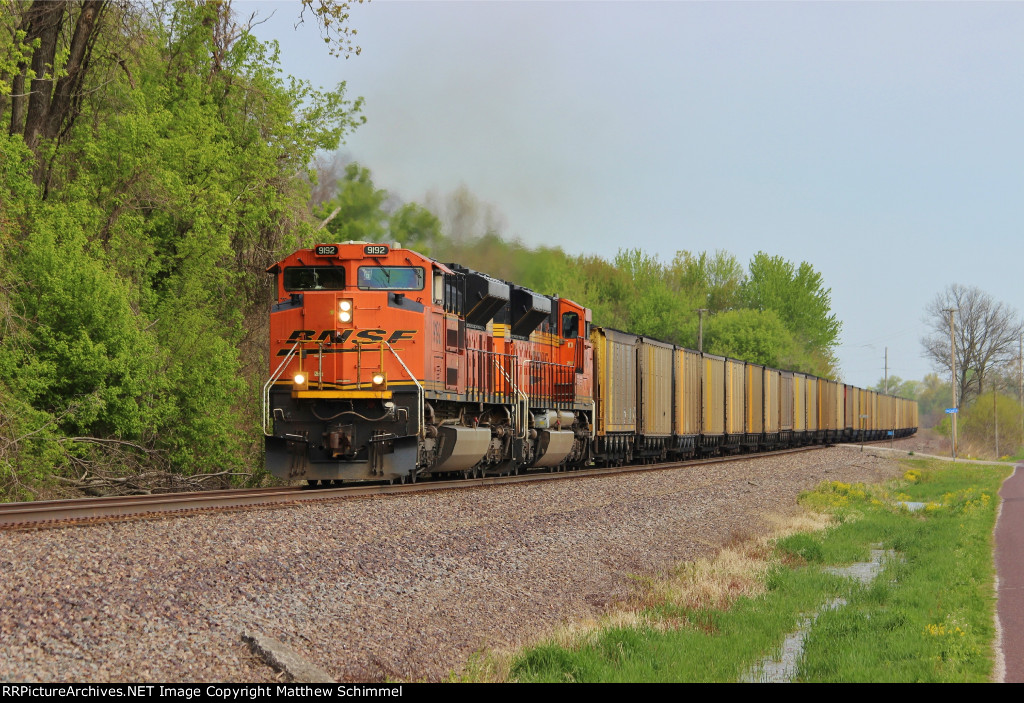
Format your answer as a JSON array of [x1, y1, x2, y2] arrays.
[[263, 242, 917, 484]]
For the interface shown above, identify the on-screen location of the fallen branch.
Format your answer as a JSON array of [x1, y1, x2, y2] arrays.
[[52, 469, 252, 496]]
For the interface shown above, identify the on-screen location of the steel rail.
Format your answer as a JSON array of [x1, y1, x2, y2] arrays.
[[0, 445, 824, 531]]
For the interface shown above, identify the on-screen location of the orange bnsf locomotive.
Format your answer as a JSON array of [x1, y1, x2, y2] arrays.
[[263, 243, 919, 484], [264, 242, 594, 484]]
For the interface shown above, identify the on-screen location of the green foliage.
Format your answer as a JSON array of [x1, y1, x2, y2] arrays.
[[0, 1, 363, 496], [0, 26, 35, 98], [16, 209, 158, 438], [670, 249, 744, 312], [433, 225, 841, 373], [0, 135, 64, 497], [956, 391, 1023, 459], [917, 373, 953, 428], [703, 308, 800, 369], [508, 461, 1006, 682], [871, 376, 922, 400], [742, 252, 841, 375], [388, 202, 444, 253], [315, 162, 389, 242], [299, 0, 365, 59], [312, 162, 445, 253], [612, 249, 696, 344]]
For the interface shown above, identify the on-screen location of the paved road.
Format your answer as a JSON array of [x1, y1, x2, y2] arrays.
[[996, 464, 1023, 683]]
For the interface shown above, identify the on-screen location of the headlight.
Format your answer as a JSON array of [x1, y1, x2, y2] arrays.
[[371, 373, 386, 389], [338, 299, 353, 324], [294, 373, 306, 385]]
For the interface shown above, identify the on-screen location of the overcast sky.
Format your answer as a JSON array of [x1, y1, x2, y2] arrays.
[[240, 0, 1024, 389]]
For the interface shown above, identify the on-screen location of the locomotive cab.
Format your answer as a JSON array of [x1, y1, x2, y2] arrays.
[[264, 242, 435, 484]]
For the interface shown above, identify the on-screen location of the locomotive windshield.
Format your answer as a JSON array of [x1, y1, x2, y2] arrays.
[[283, 267, 345, 291], [357, 266, 425, 291]]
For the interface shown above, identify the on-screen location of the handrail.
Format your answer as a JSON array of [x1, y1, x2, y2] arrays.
[[466, 346, 518, 404], [492, 357, 529, 440], [384, 339, 425, 439], [263, 340, 301, 436], [526, 358, 575, 404]]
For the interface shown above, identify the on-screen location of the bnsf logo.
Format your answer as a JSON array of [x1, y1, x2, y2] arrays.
[[278, 329, 416, 355]]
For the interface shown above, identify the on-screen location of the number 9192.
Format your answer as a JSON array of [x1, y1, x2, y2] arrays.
[[364, 245, 389, 256]]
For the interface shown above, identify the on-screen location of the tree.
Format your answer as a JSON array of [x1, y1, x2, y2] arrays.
[[703, 308, 800, 369], [3, 1, 108, 181], [2, 0, 364, 188], [741, 252, 841, 377], [315, 162, 389, 242], [388, 202, 443, 253], [612, 249, 696, 345], [0, 0, 367, 496], [424, 185, 507, 243], [958, 390, 1023, 459], [921, 284, 1024, 408], [670, 249, 744, 312], [298, 0, 365, 59], [312, 161, 445, 252], [870, 375, 921, 400]]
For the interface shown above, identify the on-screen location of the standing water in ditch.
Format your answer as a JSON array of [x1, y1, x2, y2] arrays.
[[742, 546, 901, 683]]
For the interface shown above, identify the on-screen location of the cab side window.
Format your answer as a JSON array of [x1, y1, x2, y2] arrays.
[[561, 311, 579, 339]]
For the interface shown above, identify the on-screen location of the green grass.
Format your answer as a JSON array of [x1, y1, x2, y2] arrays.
[[507, 459, 1009, 683]]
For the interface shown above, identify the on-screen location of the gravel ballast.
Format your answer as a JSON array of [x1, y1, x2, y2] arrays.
[[0, 446, 910, 682]]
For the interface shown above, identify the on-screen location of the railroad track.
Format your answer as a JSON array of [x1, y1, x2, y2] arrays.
[[0, 445, 825, 531]]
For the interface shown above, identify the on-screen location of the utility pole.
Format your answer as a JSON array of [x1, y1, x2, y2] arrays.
[[994, 381, 999, 458], [1019, 333, 1022, 445], [696, 308, 708, 353], [884, 347, 888, 394], [944, 308, 958, 459]]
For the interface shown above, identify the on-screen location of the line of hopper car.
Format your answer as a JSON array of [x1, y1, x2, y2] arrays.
[[263, 242, 918, 485]]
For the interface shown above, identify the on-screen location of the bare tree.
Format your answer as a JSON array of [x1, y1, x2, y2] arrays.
[[922, 284, 1024, 407], [309, 151, 352, 208], [422, 184, 508, 244]]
